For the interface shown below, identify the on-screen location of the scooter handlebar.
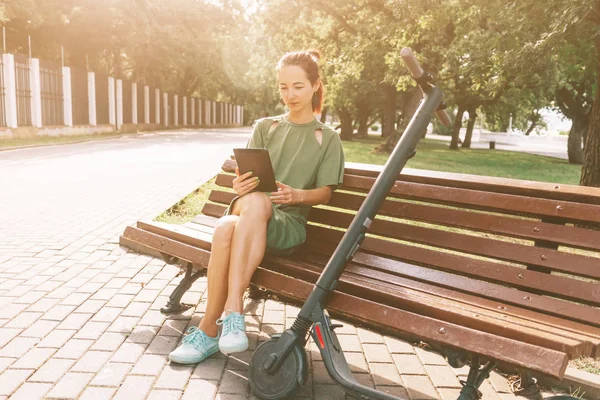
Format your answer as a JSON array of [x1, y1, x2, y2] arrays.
[[400, 47, 452, 127]]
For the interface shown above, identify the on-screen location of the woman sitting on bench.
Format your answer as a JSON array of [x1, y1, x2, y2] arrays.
[[169, 49, 345, 365]]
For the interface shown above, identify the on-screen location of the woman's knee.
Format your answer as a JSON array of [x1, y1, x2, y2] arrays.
[[213, 215, 239, 246], [232, 192, 273, 220]]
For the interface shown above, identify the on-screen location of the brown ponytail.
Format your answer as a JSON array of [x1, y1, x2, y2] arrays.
[[276, 49, 324, 114]]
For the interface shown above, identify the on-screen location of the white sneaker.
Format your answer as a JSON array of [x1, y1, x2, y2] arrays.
[[217, 312, 248, 354], [168, 327, 220, 364]]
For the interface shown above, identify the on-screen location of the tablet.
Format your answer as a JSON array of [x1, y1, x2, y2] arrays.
[[233, 148, 278, 192]]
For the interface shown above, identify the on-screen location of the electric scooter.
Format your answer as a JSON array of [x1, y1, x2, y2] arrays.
[[247, 48, 576, 400]]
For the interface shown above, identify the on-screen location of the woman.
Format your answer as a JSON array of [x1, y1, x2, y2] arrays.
[[169, 49, 345, 364]]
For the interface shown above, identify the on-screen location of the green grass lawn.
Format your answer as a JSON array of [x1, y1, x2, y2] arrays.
[[343, 138, 582, 185]]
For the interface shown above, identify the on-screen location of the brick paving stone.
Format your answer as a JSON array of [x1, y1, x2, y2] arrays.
[[74, 321, 110, 340], [127, 325, 160, 344], [90, 362, 133, 387], [392, 354, 427, 375], [0, 357, 15, 374], [439, 388, 463, 400], [312, 361, 335, 385], [46, 372, 94, 399], [138, 310, 167, 326], [27, 297, 61, 313], [71, 350, 113, 373], [424, 365, 462, 388], [54, 339, 94, 359], [37, 329, 76, 348], [0, 337, 40, 358], [489, 370, 514, 393], [313, 384, 346, 400], [91, 332, 127, 351], [363, 343, 393, 363], [11, 347, 56, 369], [357, 328, 385, 344], [61, 293, 92, 307], [42, 305, 77, 321], [74, 299, 106, 313], [148, 389, 182, 400], [112, 375, 155, 400], [370, 363, 403, 386], [376, 385, 410, 398], [20, 319, 60, 338], [0, 303, 28, 319], [182, 379, 218, 400], [218, 368, 249, 395], [79, 386, 117, 400], [130, 354, 167, 376], [29, 358, 76, 383], [415, 347, 448, 366], [158, 319, 189, 337], [0, 368, 34, 396], [345, 351, 368, 373], [146, 334, 179, 355], [106, 294, 135, 308], [4, 311, 42, 328], [0, 327, 21, 347], [9, 382, 53, 400], [337, 334, 362, 352], [384, 336, 416, 354], [133, 289, 161, 303], [110, 342, 147, 363], [402, 375, 441, 400], [191, 357, 227, 380], [155, 364, 194, 390], [91, 306, 123, 323], [108, 316, 139, 333], [56, 312, 92, 330]]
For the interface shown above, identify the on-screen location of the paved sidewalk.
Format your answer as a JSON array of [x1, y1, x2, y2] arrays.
[[0, 129, 569, 399]]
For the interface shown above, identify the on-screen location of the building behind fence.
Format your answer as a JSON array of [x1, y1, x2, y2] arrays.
[[0, 52, 244, 135]]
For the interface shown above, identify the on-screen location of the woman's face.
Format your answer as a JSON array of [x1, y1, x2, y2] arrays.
[[277, 65, 319, 112]]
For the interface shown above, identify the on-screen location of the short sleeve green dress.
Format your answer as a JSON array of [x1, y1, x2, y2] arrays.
[[226, 114, 345, 254]]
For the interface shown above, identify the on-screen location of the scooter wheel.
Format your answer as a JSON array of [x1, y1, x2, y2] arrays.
[[249, 338, 308, 399]]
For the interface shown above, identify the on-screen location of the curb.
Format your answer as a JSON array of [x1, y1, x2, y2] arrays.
[[538, 367, 600, 399]]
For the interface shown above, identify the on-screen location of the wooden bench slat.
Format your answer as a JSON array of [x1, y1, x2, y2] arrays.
[[306, 226, 600, 327], [267, 254, 590, 358], [214, 172, 600, 226], [344, 163, 600, 205], [221, 158, 600, 206], [310, 252, 599, 357], [344, 174, 600, 226], [309, 207, 600, 282], [208, 188, 600, 253], [139, 218, 600, 355], [123, 222, 569, 378]]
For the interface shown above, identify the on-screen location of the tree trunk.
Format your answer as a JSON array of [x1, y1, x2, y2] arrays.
[[461, 108, 477, 148], [338, 108, 354, 141], [568, 116, 588, 165], [381, 83, 397, 139], [450, 106, 466, 149], [524, 122, 537, 136], [320, 107, 328, 124], [356, 104, 371, 138], [376, 87, 422, 153], [580, 37, 600, 187]]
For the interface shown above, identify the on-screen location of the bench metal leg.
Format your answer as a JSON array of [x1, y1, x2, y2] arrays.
[[457, 355, 497, 400], [515, 370, 542, 400], [160, 262, 206, 315]]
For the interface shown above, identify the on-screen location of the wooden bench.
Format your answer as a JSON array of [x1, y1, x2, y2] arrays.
[[120, 159, 600, 395]]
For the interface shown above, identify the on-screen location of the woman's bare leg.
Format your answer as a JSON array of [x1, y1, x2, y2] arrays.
[[197, 215, 239, 337], [224, 192, 273, 313]]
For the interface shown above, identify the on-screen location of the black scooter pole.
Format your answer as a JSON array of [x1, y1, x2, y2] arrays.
[[298, 49, 449, 322]]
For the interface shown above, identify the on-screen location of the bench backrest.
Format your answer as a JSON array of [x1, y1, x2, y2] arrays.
[[203, 160, 600, 330]]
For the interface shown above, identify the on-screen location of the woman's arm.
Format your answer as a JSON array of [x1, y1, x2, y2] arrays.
[[270, 182, 333, 206]]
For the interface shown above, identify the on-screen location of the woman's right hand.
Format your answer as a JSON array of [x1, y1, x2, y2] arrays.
[[232, 167, 260, 196]]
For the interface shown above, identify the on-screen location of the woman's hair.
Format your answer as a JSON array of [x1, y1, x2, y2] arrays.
[[276, 50, 324, 114]]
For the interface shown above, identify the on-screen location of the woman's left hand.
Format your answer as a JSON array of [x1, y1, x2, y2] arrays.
[[270, 182, 300, 204]]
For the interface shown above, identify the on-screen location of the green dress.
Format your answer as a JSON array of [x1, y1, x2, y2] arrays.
[[227, 114, 345, 254]]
